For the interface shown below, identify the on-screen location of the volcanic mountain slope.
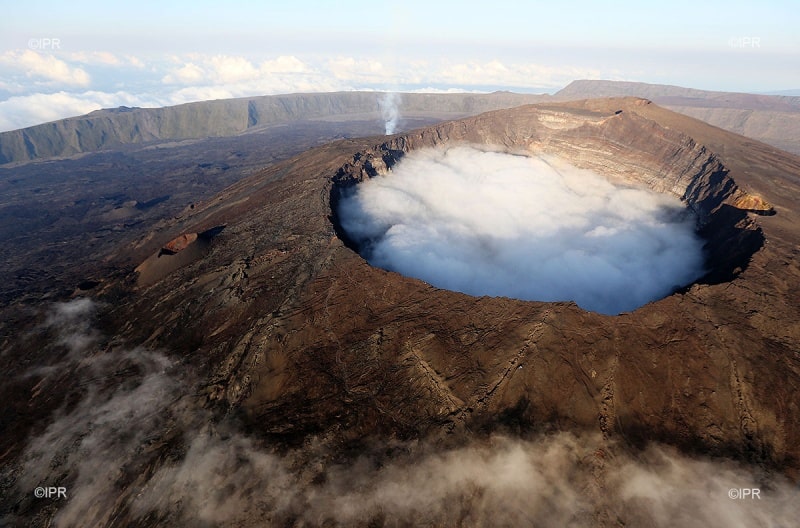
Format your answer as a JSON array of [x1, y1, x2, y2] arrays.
[[0, 91, 547, 165], [100, 97, 800, 462], [3, 98, 800, 526], [0, 118, 398, 307], [557, 80, 800, 155], [0, 92, 550, 307]]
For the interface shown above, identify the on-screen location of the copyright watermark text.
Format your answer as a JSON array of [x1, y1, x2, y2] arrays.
[[34, 486, 67, 499], [728, 36, 761, 48], [728, 487, 761, 500], [28, 37, 61, 50]]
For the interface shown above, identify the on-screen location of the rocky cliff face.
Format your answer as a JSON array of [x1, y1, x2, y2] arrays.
[[0, 92, 548, 165], [4, 98, 799, 526]]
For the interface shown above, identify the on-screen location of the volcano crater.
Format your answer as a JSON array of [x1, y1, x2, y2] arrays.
[[330, 108, 767, 313]]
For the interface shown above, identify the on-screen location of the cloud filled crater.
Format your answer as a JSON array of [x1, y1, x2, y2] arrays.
[[337, 146, 708, 314]]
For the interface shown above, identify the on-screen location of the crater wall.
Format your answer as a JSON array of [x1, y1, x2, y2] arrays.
[[331, 100, 766, 287], [94, 98, 797, 478]]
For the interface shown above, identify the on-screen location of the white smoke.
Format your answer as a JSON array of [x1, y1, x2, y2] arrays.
[[338, 146, 707, 314], [378, 92, 400, 135]]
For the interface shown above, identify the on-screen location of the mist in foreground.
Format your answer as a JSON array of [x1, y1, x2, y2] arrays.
[[4, 299, 796, 527]]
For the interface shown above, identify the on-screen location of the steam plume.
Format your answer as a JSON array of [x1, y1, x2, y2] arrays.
[[379, 92, 400, 135]]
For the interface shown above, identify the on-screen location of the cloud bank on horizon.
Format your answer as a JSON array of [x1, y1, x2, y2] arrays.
[[0, 50, 599, 132], [338, 147, 706, 315], [0, 0, 797, 132]]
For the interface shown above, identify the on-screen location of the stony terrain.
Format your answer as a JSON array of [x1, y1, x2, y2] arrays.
[[0, 119, 381, 306], [105, 96, 799, 464], [2, 98, 799, 526], [557, 80, 800, 154]]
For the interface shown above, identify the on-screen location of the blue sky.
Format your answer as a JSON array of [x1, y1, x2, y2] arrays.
[[0, 0, 798, 131]]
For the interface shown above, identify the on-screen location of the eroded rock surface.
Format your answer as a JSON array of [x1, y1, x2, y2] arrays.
[[106, 98, 800, 474], [4, 98, 799, 527]]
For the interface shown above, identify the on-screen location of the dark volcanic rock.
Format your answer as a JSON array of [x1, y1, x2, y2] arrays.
[[105, 98, 800, 473], [4, 98, 799, 527]]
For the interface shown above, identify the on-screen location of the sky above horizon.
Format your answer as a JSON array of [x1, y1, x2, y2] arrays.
[[0, 0, 798, 131]]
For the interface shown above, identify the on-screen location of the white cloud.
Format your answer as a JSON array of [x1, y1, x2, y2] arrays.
[[0, 91, 157, 131], [338, 147, 706, 314], [161, 62, 205, 84], [65, 51, 121, 66], [161, 55, 314, 87], [0, 50, 90, 86], [165, 85, 236, 103], [439, 60, 600, 89], [260, 55, 309, 73], [0, 51, 606, 131], [125, 55, 146, 69], [0, 79, 26, 94], [0, 92, 101, 129], [162, 74, 344, 105], [406, 87, 486, 94], [327, 56, 386, 82], [208, 54, 259, 83]]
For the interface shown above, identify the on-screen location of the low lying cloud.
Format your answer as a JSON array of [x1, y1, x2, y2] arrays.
[[4, 299, 798, 527], [161, 62, 206, 85], [0, 50, 90, 87], [8, 299, 187, 527], [132, 432, 800, 527], [0, 49, 596, 132], [338, 147, 706, 314], [44, 296, 98, 356], [439, 60, 599, 89], [63, 51, 123, 67], [610, 447, 799, 527], [162, 54, 313, 85], [0, 90, 160, 131], [327, 56, 388, 83]]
